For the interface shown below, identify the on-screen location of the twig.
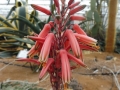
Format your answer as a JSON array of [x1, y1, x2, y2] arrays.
[[114, 64, 117, 72], [102, 66, 120, 90], [0, 60, 15, 72], [0, 61, 30, 68], [39, 74, 49, 82], [78, 72, 120, 76]]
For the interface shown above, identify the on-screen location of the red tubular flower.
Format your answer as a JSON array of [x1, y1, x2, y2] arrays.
[[27, 24, 51, 58], [68, 0, 74, 6], [67, 52, 86, 67], [39, 33, 55, 62], [26, 36, 45, 43], [69, 1, 80, 9], [69, 5, 86, 15], [31, 4, 51, 15], [74, 33, 97, 46], [54, 0, 59, 8], [38, 24, 51, 38], [48, 21, 54, 28], [70, 15, 86, 21], [79, 43, 99, 51], [73, 24, 87, 35], [35, 24, 51, 49], [39, 58, 54, 79], [54, 0, 60, 13], [16, 58, 40, 65], [59, 49, 71, 84], [64, 40, 71, 51], [27, 45, 41, 58], [64, 30, 80, 58]]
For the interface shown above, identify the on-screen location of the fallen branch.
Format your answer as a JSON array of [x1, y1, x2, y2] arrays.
[[0, 61, 30, 68], [78, 72, 120, 76], [0, 60, 15, 72]]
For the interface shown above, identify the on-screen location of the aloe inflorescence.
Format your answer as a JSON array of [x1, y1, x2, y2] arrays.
[[17, 0, 99, 90]]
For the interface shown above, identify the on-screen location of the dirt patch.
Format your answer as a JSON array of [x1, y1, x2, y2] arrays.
[[0, 51, 120, 90]]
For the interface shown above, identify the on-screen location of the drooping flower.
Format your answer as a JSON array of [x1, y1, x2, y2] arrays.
[[59, 49, 71, 84], [64, 29, 81, 58], [39, 58, 54, 79], [39, 33, 55, 62]]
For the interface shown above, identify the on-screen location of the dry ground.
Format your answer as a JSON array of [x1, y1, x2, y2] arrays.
[[0, 51, 120, 90]]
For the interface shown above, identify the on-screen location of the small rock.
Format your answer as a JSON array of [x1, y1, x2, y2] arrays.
[[94, 57, 98, 62], [113, 57, 117, 61], [106, 56, 113, 60], [68, 79, 83, 90], [91, 77, 93, 79], [93, 69, 99, 73]]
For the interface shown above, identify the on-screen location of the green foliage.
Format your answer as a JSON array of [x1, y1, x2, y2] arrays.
[[0, 15, 15, 28], [0, 1, 33, 52], [81, 0, 120, 53], [9, 15, 40, 34], [91, 24, 99, 36], [80, 0, 109, 51], [90, 0, 96, 11], [0, 81, 45, 90], [86, 10, 93, 20], [115, 27, 120, 53], [94, 10, 101, 24], [0, 0, 49, 53]]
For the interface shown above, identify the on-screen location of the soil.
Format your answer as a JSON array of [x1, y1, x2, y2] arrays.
[[0, 51, 120, 90]]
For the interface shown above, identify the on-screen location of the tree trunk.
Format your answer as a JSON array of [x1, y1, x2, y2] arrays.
[[105, 0, 118, 52]]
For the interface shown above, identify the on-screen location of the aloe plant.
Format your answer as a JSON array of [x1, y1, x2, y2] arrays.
[[16, 0, 99, 90], [0, 0, 40, 52], [0, 0, 56, 58]]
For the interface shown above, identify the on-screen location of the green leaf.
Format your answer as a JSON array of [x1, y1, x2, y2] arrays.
[[86, 10, 93, 20], [94, 10, 101, 23], [0, 27, 28, 37], [16, 6, 28, 34], [0, 15, 15, 28], [30, 15, 46, 30], [4, 86, 14, 90], [47, 15, 52, 23], [37, 22, 46, 30], [0, 41, 21, 47], [8, 36, 35, 45], [0, 51, 15, 58], [91, 24, 99, 36], [6, 6, 16, 19], [8, 16, 40, 34], [29, 10, 38, 24], [90, 0, 96, 11]]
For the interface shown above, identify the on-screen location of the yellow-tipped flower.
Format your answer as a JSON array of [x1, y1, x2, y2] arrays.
[[39, 33, 55, 62], [74, 33, 97, 46], [39, 58, 54, 79], [59, 49, 71, 84], [64, 30, 81, 58]]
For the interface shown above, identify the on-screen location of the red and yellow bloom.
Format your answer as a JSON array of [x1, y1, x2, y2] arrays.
[[17, 0, 99, 90]]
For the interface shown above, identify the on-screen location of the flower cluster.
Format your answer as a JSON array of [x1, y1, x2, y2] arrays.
[[17, 0, 99, 89]]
